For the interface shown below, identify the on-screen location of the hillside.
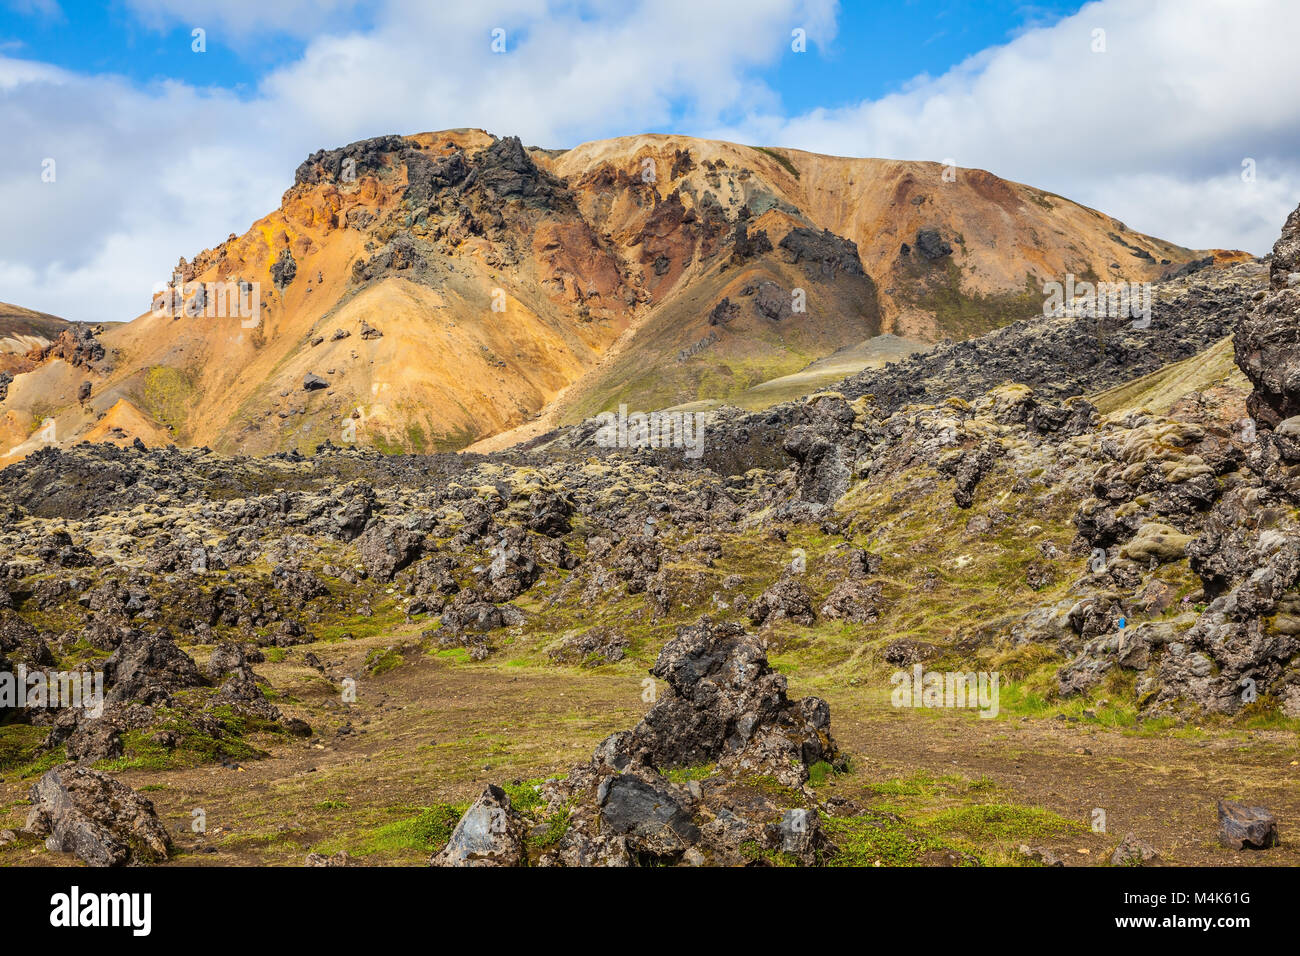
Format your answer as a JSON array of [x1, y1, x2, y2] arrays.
[[0, 130, 1217, 466]]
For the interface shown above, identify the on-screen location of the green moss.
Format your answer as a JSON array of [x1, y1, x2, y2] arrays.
[[895, 262, 1042, 340], [315, 602, 405, 643], [501, 778, 547, 815], [824, 813, 978, 867], [740, 840, 801, 866], [751, 146, 801, 180], [0, 725, 64, 777], [921, 803, 1086, 842], [143, 365, 196, 437], [806, 760, 836, 786], [663, 764, 715, 784], [95, 702, 268, 772], [346, 804, 467, 857], [528, 805, 572, 851], [364, 646, 403, 676]]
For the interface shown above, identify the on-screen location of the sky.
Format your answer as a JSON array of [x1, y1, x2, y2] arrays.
[[2, 0, 1299, 323]]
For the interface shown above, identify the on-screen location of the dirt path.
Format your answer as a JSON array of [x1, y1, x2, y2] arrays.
[[5, 634, 1294, 867]]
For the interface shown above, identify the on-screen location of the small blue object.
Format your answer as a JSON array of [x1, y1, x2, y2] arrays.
[[1118, 617, 1127, 629]]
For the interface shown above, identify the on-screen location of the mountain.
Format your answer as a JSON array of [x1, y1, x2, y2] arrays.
[[0, 302, 69, 351], [0, 130, 1224, 465], [0, 302, 70, 380]]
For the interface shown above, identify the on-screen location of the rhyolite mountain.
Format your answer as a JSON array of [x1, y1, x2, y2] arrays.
[[0, 129, 1228, 465]]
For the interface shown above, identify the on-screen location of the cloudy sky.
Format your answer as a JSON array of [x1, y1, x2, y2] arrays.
[[3, 0, 1298, 323]]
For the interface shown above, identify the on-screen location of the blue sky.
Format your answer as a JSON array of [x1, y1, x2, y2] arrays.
[[2, 0, 1298, 322], [765, 2, 1083, 115], [5, 1, 1084, 119]]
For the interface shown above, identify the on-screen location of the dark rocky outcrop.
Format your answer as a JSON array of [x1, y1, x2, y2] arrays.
[[26, 766, 171, 866], [294, 134, 408, 186], [779, 227, 866, 279], [1237, 202, 1300, 429]]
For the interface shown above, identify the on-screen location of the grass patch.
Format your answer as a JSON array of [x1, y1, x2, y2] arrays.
[[343, 804, 467, 858], [824, 812, 978, 867], [922, 803, 1086, 843], [663, 764, 715, 784], [752, 146, 801, 180], [0, 725, 64, 778], [364, 646, 403, 676]]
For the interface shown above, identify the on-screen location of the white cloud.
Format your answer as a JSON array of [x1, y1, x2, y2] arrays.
[[708, 0, 1300, 253], [0, 0, 1296, 323]]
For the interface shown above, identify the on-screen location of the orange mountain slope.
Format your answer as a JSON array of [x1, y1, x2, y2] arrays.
[[0, 129, 1222, 464]]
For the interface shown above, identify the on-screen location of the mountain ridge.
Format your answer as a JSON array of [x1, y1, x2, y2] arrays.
[[0, 129, 1232, 465]]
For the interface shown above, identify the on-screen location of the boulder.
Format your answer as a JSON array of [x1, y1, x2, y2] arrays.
[[430, 785, 528, 867], [1216, 799, 1279, 850], [26, 766, 170, 866], [1110, 832, 1159, 866], [103, 630, 206, 705]]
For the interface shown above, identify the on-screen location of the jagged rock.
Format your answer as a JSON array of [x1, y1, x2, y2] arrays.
[[271, 248, 297, 287], [883, 638, 940, 666], [779, 227, 866, 279], [208, 642, 252, 678], [527, 491, 574, 536], [548, 627, 626, 666], [1237, 201, 1300, 428], [819, 580, 883, 623], [730, 223, 773, 262], [331, 486, 374, 541], [764, 807, 833, 865], [598, 771, 700, 856], [1111, 832, 1160, 866], [214, 664, 282, 721], [357, 520, 422, 580], [782, 393, 862, 506], [103, 630, 206, 705], [430, 785, 528, 867], [26, 766, 171, 866], [1018, 844, 1065, 866], [914, 228, 953, 260], [305, 850, 352, 866], [951, 442, 999, 509], [481, 527, 540, 600], [752, 280, 790, 321], [437, 592, 525, 656], [627, 618, 837, 785], [1216, 799, 1279, 850], [605, 535, 662, 594], [295, 134, 406, 185], [749, 576, 815, 626]]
